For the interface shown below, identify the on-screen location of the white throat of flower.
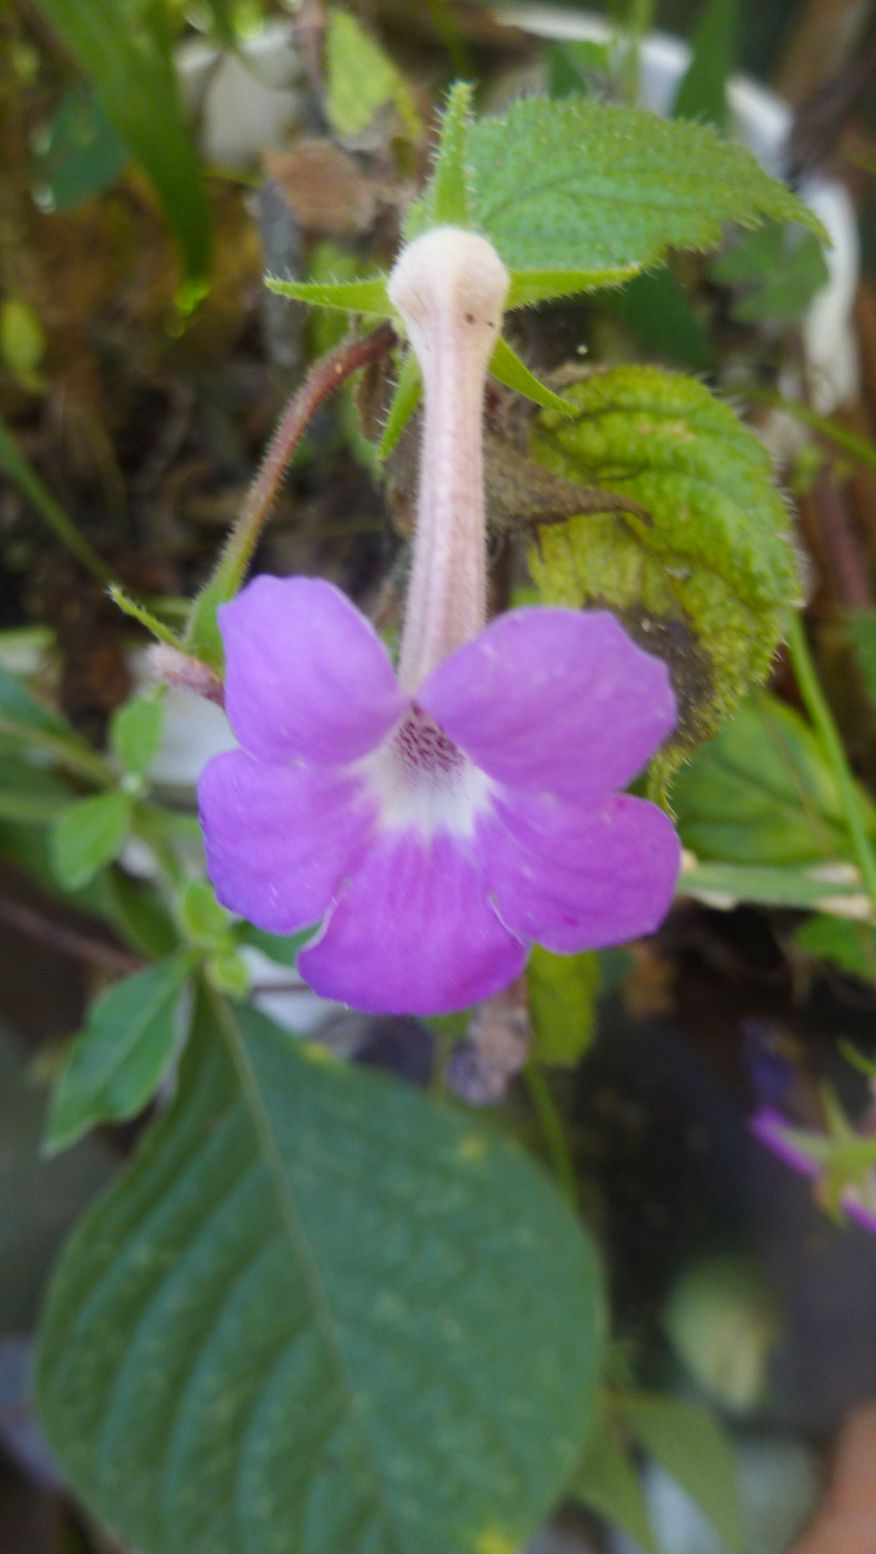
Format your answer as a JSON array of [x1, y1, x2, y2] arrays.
[[387, 226, 510, 695]]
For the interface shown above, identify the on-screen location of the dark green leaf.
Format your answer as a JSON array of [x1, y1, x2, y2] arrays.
[[32, 83, 127, 211], [528, 946, 599, 1067], [601, 266, 713, 371], [38, 994, 603, 1554], [618, 1392, 743, 1554], [672, 691, 876, 866], [527, 369, 801, 789], [574, 1423, 658, 1554], [794, 914, 876, 983], [0, 663, 68, 739], [673, 0, 736, 130], [110, 697, 165, 780], [45, 956, 192, 1154], [32, 0, 210, 286], [53, 790, 132, 889], [0, 751, 69, 824], [548, 41, 612, 101], [711, 222, 829, 324]]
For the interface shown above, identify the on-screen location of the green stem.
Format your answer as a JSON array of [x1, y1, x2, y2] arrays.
[[786, 612, 876, 915], [524, 1064, 577, 1207], [0, 417, 112, 585]]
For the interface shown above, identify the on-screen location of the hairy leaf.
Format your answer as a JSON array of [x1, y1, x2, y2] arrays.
[[45, 956, 192, 1154], [527, 367, 801, 789], [409, 98, 826, 308], [672, 691, 876, 866], [38, 994, 603, 1554]]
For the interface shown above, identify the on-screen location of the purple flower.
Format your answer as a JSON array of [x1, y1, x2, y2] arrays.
[[198, 578, 679, 1014], [197, 226, 680, 1015]]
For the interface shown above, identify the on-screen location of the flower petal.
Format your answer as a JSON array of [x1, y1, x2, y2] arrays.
[[478, 789, 680, 952], [198, 750, 377, 933], [419, 607, 675, 800], [298, 829, 526, 1016], [221, 576, 406, 764]]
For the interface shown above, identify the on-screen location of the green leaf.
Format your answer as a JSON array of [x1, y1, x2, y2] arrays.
[[488, 337, 575, 416], [37, 993, 603, 1554], [528, 946, 599, 1068], [325, 9, 421, 143], [527, 368, 801, 789], [548, 41, 613, 101], [378, 349, 423, 460], [618, 1393, 743, 1554], [506, 264, 640, 309], [0, 662, 68, 739], [265, 274, 392, 318], [672, 691, 876, 866], [32, 83, 128, 211], [53, 790, 132, 889], [239, 923, 316, 969], [32, 0, 210, 286], [673, 0, 736, 130], [0, 751, 69, 825], [679, 859, 869, 914], [711, 222, 829, 324], [413, 98, 827, 309], [600, 266, 714, 372], [45, 956, 192, 1154], [794, 914, 876, 983], [849, 609, 876, 707], [178, 879, 233, 948], [575, 1423, 658, 1554], [428, 81, 473, 226], [110, 697, 165, 780]]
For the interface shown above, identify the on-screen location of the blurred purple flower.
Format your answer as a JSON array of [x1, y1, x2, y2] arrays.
[[752, 1102, 876, 1236], [198, 577, 679, 1014]]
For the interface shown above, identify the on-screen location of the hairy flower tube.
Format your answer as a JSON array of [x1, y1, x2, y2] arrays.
[[198, 227, 680, 1014]]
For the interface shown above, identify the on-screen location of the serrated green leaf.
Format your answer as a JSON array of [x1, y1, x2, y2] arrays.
[[32, 0, 210, 285], [45, 956, 191, 1154], [672, 691, 876, 866], [325, 9, 421, 143], [506, 265, 640, 309], [673, 0, 736, 130], [527, 367, 801, 788], [53, 790, 132, 889], [711, 222, 829, 324], [618, 1393, 743, 1554], [429, 81, 473, 226], [794, 914, 876, 983], [528, 946, 599, 1068], [421, 98, 826, 299], [265, 274, 391, 318], [849, 609, 876, 707], [37, 992, 603, 1554], [378, 349, 423, 459], [488, 336, 575, 415], [110, 697, 164, 780], [575, 1423, 658, 1554]]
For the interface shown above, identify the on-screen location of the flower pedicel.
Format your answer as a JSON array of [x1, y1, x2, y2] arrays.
[[198, 227, 681, 1014]]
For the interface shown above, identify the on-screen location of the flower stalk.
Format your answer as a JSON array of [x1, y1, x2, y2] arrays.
[[388, 228, 510, 692]]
